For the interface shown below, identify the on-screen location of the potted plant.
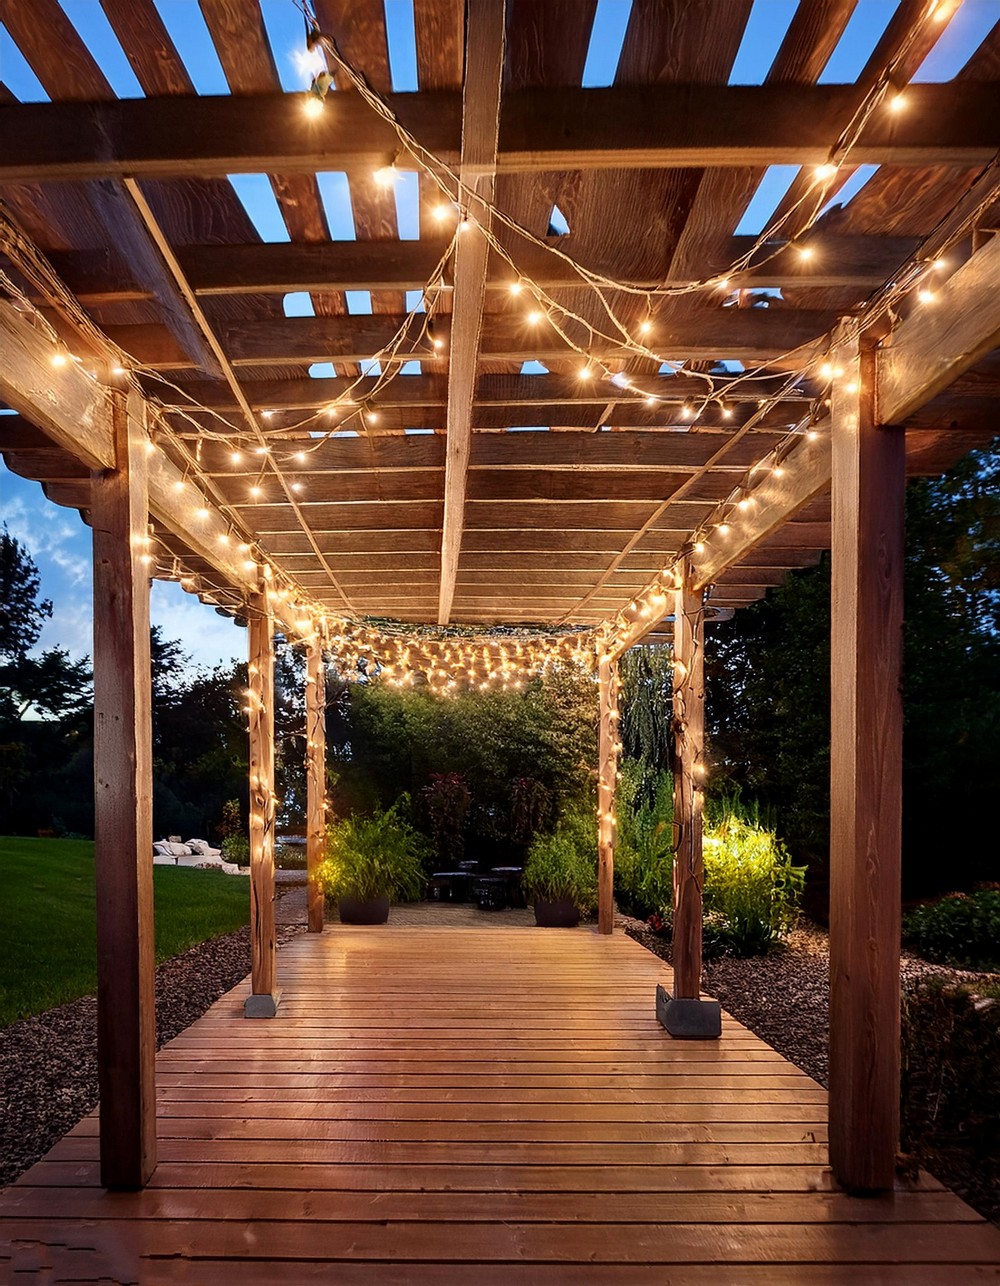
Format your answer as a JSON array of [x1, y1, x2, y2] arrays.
[[523, 806, 598, 927], [318, 798, 428, 924]]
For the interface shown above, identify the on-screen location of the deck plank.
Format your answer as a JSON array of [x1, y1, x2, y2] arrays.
[[2, 926, 998, 1281]]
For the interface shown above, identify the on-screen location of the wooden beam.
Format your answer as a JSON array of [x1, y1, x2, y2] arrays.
[[878, 230, 1000, 424], [597, 652, 619, 936], [245, 591, 280, 1017], [44, 233, 913, 299], [306, 636, 326, 936], [828, 328, 904, 1193], [438, 0, 505, 625], [1, 83, 996, 181], [671, 561, 705, 1001], [91, 388, 156, 1189]]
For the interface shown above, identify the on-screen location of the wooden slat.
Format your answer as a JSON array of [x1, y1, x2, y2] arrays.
[[90, 388, 156, 1189]]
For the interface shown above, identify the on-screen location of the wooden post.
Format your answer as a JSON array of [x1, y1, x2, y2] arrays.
[[829, 326, 905, 1192], [91, 388, 156, 1189], [245, 591, 280, 1017], [597, 651, 619, 935], [672, 559, 705, 1000], [306, 634, 326, 934]]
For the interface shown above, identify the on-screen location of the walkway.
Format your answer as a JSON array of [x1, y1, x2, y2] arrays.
[[2, 927, 999, 1282]]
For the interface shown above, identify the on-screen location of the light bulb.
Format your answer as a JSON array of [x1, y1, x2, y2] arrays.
[[526, 310, 542, 325], [814, 164, 837, 181], [303, 95, 325, 119]]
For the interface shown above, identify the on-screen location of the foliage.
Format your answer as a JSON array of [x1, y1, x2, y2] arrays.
[[901, 979, 1000, 1219], [421, 772, 471, 863], [327, 669, 598, 861], [618, 645, 674, 773], [701, 804, 805, 956], [0, 526, 52, 659], [523, 805, 598, 911], [0, 836, 250, 1026], [317, 798, 429, 904], [903, 889, 1000, 971], [703, 438, 1000, 902], [510, 776, 554, 843], [614, 761, 674, 918]]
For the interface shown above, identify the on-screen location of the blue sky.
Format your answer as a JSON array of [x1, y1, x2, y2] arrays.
[[1, 0, 997, 675]]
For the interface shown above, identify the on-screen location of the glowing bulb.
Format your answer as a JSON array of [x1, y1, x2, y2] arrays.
[[638, 319, 652, 335], [367, 411, 380, 424], [250, 485, 262, 498], [111, 365, 127, 376], [196, 507, 210, 520], [717, 277, 730, 291], [173, 480, 185, 493], [888, 92, 905, 112], [509, 281, 523, 296], [261, 409, 274, 420], [255, 446, 268, 456], [51, 353, 68, 368], [295, 451, 307, 463], [302, 94, 325, 119], [459, 218, 472, 233], [290, 482, 303, 493], [645, 396, 657, 407], [796, 245, 815, 262], [230, 451, 243, 464], [526, 310, 542, 325], [694, 541, 705, 554], [814, 164, 837, 181], [718, 522, 730, 535], [721, 404, 733, 420], [819, 362, 835, 380], [144, 441, 157, 455], [243, 559, 257, 572], [917, 288, 935, 304], [374, 164, 398, 188], [218, 533, 230, 544], [773, 465, 785, 477], [737, 496, 751, 511], [432, 204, 451, 222], [578, 365, 592, 381], [432, 337, 444, 350], [931, 258, 946, 270]]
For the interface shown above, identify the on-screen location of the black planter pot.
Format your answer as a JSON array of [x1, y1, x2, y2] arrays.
[[532, 897, 580, 928], [338, 895, 390, 925]]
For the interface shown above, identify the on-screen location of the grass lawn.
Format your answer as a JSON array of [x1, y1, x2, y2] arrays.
[[0, 835, 251, 1027]]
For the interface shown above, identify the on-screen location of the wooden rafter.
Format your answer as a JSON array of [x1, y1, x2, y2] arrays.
[[438, 0, 506, 624], [2, 83, 998, 182]]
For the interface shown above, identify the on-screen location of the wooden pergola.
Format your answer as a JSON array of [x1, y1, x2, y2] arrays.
[[2, 0, 1000, 1211]]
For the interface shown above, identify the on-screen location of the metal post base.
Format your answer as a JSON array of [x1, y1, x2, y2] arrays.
[[244, 988, 282, 1018], [656, 983, 722, 1039]]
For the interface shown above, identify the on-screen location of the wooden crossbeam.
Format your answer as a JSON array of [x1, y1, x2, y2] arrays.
[[41, 234, 920, 300], [438, 0, 505, 625], [1, 84, 997, 182], [109, 308, 832, 368]]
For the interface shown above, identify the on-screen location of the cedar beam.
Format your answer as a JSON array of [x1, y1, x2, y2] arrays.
[[597, 652, 619, 936], [245, 591, 280, 1016], [91, 388, 156, 1189], [306, 635, 326, 935], [671, 561, 706, 1001], [828, 326, 905, 1193], [1, 83, 996, 181], [438, 0, 505, 624]]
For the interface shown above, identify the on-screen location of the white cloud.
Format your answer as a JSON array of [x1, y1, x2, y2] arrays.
[[150, 581, 245, 672]]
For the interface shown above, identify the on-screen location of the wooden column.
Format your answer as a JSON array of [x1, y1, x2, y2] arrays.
[[245, 591, 280, 1016], [306, 635, 326, 934], [672, 559, 706, 1000], [829, 327, 905, 1192], [91, 388, 156, 1189], [597, 651, 619, 935]]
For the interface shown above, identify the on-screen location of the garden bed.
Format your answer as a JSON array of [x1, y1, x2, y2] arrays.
[[626, 916, 1000, 1224]]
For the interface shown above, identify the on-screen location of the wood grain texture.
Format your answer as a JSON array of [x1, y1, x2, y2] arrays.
[[672, 560, 706, 999], [829, 327, 905, 1193], [90, 388, 156, 1189], [4, 926, 997, 1280], [247, 592, 278, 1005], [597, 652, 619, 935], [305, 636, 326, 935]]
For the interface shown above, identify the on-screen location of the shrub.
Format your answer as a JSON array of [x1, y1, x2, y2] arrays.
[[903, 889, 1000, 971], [421, 771, 471, 863], [220, 833, 249, 865], [701, 805, 805, 956], [317, 798, 429, 904], [523, 805, 598, 911], [902, 979, 1000, 1189], [614, 763, 674, 919]]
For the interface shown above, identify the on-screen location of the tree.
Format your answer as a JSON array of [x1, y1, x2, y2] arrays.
[[0, 526, 52, 660]]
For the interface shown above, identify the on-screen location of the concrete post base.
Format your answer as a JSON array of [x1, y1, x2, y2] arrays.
[[656, 983, 722, 1039], [244, 988, 282, 1018]]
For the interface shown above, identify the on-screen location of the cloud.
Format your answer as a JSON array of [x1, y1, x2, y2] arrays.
[[2, 490, 92, 587], [150, 581, 245, 673]]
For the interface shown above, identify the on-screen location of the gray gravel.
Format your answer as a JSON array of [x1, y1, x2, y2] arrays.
[[0, 916, 304, 1189]]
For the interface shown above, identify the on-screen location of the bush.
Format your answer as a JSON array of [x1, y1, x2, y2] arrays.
[[701, 805, 805, 956], [903, 889, 1000, 971], [902, 978, 1000, 1217], [523, 805, 598, 911], [220, 833, 249, 865], [317, 798, 429, 904], [614, 762, 674, 919]]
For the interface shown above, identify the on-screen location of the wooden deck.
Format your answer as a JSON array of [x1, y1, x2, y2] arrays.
[[2, 927, 999, 1283]]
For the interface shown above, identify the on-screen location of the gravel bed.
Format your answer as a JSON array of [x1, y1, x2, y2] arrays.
[[0, 915, 304, 1190], [626, 916, 1000, 1221]]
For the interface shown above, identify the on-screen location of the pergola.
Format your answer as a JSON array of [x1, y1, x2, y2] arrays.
[[2, 0, 999, 1210]]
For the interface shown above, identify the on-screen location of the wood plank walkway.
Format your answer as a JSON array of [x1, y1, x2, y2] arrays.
[[2, 927, 999, 1283]]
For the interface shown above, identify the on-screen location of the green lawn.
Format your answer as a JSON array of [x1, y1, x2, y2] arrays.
[[0, 836, 251, 1026]]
